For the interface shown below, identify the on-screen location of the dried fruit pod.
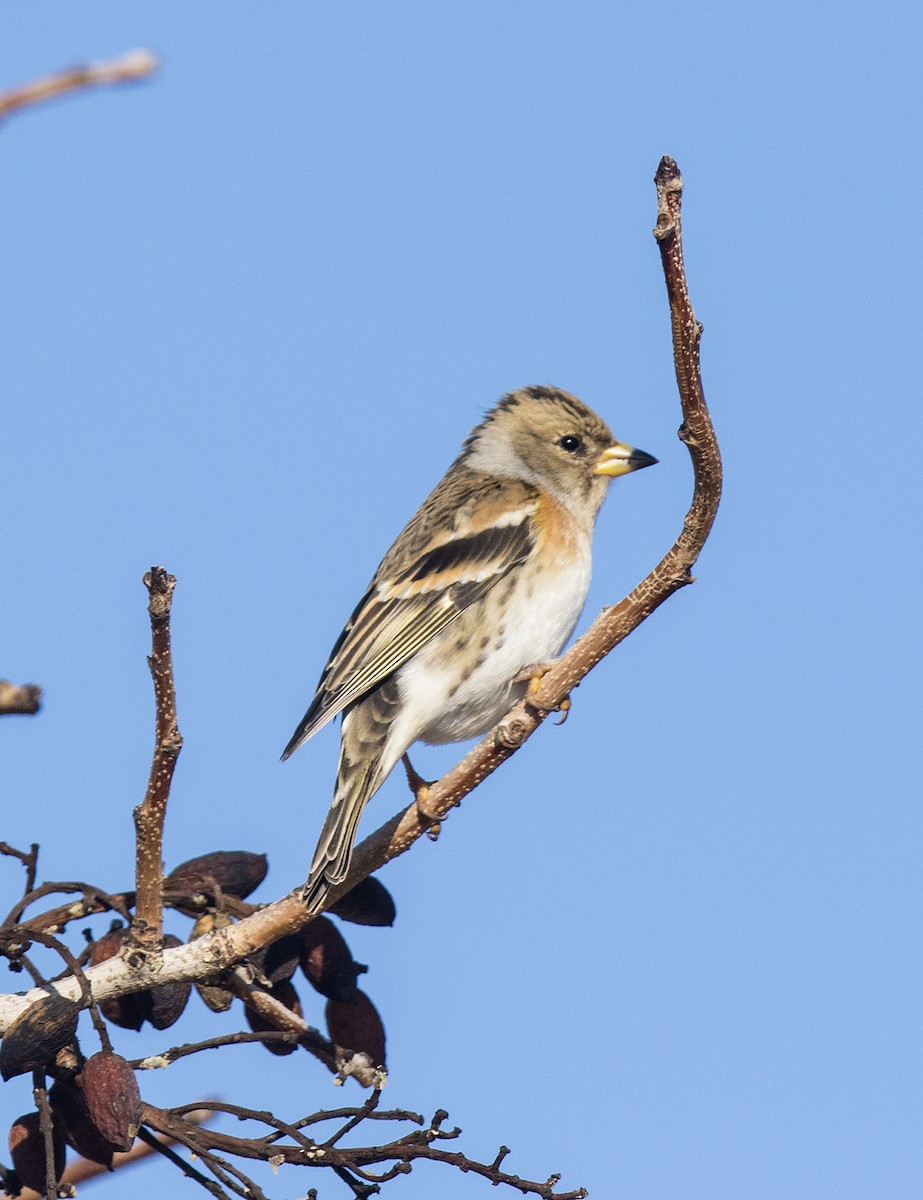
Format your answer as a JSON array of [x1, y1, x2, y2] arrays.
[[50, 1081, 114, 1169], [9, 1110, 66, 1194], [325, 990, 386, 1068], [88, 926, 145, 1031], [299, 916, 366, 1004], [190, 913, 234, 1012], [0, 993, 80, 1081], [147, 934, 192, 1030], [88, 927, 127, 966], [78, 1051, 143, 1154], [252, 932, 302, 986], [244, 980, 303, 1056], [89, 927, 189, 1031], [329, 875, 397, 927], [164, 850, 268, 906]]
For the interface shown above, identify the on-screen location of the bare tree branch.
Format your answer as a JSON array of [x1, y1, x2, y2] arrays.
[[3, 880, 133, 932], [0, 51, 156, 122], [141, 1102, 587, 1200], [132, 568, 183, 948]]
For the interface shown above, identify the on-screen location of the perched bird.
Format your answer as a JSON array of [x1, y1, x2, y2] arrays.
[[284, 386, 656, 911]]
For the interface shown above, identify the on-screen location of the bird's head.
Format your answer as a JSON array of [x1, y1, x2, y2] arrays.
[[462, 385, 657, 520]]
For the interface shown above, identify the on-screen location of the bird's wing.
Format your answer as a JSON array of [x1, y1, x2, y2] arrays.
[[282, 478, 538, 759]]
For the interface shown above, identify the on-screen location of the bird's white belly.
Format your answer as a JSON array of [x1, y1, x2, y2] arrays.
[[397, 549, 591, 746]]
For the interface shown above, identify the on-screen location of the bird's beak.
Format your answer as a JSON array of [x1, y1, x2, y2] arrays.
[[594, 441, 659, 478]]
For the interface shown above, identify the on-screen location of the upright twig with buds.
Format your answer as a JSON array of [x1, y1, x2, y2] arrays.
[[132, 568, 184, 948]]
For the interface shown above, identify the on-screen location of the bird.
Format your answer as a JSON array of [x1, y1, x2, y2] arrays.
[[283, 386, 657, 912]]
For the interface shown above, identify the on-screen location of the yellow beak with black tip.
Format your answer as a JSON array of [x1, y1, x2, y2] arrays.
[[594, 441, 659, 478]]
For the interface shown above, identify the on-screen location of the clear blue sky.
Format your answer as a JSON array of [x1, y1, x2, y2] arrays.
[[2, 5, 921, 1199]]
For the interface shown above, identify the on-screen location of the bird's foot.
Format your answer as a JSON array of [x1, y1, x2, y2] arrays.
[[518, 661, 572, 724], [402, 754, 442, 841]]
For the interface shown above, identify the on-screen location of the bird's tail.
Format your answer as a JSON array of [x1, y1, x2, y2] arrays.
[[302, 682, 403, 915]]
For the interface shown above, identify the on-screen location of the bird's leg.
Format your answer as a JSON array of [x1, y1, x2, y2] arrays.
[[401, 753, 443, 841], [517, 661, 572, 725]]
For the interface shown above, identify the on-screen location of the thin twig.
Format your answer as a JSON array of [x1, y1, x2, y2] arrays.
[[0, 843, 40, 896], [14, 1113, 226, 1200], [0, 50, 156, 121], [3, 880, 132, 930], [31, 1075, 57, 1200], [229, 966, 351, 1077], [132, 567, 183, 947], [128, 1029, 302, 1070], [141, 1102, 584, 1198], [0, 926, 92, 1009], [0, 682, 42, 716], [170, 1099, 319, 1155], [135, 1126, 230, 1200]]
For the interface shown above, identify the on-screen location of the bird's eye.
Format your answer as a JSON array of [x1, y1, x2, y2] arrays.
[[558, 435, 582, 453]]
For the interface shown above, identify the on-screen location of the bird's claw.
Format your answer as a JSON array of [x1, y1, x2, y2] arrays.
[[402, 754, 442, 838], [520, 662, 572, 720]]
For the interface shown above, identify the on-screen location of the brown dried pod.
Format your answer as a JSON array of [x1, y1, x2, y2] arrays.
[[9, 1110, 66, 1194], [87, 927, 127, 966], [299, 916, 366, 1004], [252, 932, 302, 986], [0, 993, 80, 1081], [329, 875, 397, 927], [78, 1051, 143, 1154], [89, 927, 190, 1030], [164, 850, 268, 905], [190, 912, 234, 1012], [49, 1080, 114, 1169], [326, 990, 386, 1067], [147, 933, 192, 1030], [195, 979, 234, 1013], [244, 979, 303, 1056], [88, 926, 145, 1031]]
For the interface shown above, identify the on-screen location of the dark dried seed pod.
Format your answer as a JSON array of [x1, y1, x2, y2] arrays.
[[164, 850, 268, 905], [329, 875, 397, 927], [87, 927, 127, 967], [88, 927, 145, 1031], [0, 993, 80, 1081], [9, 1110, 66, 1194], [146, 934, 192, 1030], [299, 916, 366, 1004], [78, 1052, 143, 1154], [252, 932, 302, 986], [195, 979, 235, 1013], [50, 1080, 114, 1169], [244, 980, 303, 1056], [89, 927, 190, 1030], [326, 990, 386, 1068]]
